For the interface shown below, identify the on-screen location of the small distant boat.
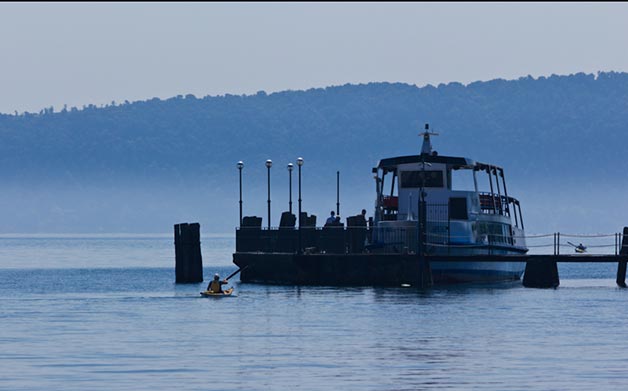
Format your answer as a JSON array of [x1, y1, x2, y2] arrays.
[[567, 241, 587, 253], [200, 288, 234, 297]]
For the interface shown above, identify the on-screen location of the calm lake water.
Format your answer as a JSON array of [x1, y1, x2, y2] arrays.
[[2, 236, 628, 390]]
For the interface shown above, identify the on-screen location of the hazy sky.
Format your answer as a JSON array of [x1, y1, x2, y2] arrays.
[[1, 2, 627, 114]]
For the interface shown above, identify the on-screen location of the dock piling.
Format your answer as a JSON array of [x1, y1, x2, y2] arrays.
[[174, 222, 203, 283], [522, 256, 559, 289], [616, 227, 628, 288]]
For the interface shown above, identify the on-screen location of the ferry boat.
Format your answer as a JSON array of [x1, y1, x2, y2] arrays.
[[233, 125, 528, 286], [371, 127, 527, 283]]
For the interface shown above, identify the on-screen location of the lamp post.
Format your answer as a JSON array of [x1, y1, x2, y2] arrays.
[[287, 163, 294, 214], [266, 159, 272, 229], [297, 157, 304, 253], [336, 171, 340, 216], [237, 161, 244, 226]]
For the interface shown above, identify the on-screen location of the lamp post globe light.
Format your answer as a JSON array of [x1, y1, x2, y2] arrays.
[[266, 159, 272, 229], [287, 163, 294, 214], [237, 161, 244, 226]]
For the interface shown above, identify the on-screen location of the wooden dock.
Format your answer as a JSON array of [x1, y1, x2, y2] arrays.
[[228, 213, 628, 289]]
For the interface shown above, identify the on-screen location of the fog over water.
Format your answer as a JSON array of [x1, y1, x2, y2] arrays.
[[0, 4, 626, 236]]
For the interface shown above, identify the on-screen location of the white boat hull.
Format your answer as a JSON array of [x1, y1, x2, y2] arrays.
[[431, 260, 525, 283]]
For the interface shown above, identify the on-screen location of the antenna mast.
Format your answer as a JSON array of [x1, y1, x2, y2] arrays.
[[420, 123, 439, 155]]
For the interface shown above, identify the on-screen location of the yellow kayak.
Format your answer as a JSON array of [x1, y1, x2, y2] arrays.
[[200, 287, 234, 297]]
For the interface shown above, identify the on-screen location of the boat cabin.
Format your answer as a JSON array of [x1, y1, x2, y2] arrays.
[[372, 129, 525, 249]]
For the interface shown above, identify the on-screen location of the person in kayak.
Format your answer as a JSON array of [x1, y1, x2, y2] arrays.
[[207, 274, 228, 293]]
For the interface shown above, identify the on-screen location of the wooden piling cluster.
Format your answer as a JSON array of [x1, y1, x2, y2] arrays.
[[174, 222, 203, 283]]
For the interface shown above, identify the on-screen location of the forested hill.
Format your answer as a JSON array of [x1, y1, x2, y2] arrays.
[[1, 71, 627, 233]]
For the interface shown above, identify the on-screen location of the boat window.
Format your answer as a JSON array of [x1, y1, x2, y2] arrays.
[[400, 170, 444, 188], [449, 197, 468, 220], [451, 168, 476, 192]]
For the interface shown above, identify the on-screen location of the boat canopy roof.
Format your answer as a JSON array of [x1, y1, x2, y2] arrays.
[[376, 154, 502, 174]]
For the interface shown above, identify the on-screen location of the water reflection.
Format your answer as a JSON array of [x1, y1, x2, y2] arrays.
[[3, 264, 628, 390]]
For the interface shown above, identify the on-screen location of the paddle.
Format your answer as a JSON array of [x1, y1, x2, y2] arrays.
[[224, 265, 249, 282]]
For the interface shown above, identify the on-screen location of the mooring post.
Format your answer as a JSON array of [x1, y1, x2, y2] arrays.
[[523, 256, 559, 289], [174, 222, 203, 283], [616, 227, 628, 288]]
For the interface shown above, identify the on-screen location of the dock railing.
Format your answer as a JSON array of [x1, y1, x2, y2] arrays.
[[524, 232, 626, 256]]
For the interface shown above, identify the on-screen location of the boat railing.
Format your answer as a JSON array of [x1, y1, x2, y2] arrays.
[[478, 193, 523, 222], [381, 196, 399, 221], [371, 224, 522, 253], [479, 192, 516, 214]]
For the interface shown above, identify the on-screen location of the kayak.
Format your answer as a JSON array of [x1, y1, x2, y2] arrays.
[[200, 287, 234, 297]]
